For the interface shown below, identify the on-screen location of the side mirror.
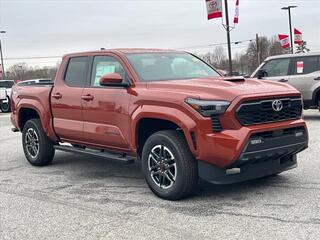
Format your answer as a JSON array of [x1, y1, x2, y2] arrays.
[[257, 69, 268, 79], [100, 73, 128, 87]]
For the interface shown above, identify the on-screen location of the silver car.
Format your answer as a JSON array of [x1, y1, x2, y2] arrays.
[[251, 52, 320, 110]]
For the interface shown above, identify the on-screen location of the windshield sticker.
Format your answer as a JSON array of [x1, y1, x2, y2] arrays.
[[296, 61, 304, 74], [94, 64, 116, 86]]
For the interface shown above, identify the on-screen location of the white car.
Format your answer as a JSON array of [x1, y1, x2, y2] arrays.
[[251, 52, 320, 110], [0, 80, 15, 113]]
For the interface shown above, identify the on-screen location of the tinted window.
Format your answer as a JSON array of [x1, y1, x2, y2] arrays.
[[261, 58, 290, 77], [64, 57, 88, 87], [0, 81, 14, 88], [91, 56, 128, 86], [293, 56, 319, 75], [126, 53, 219, 82]]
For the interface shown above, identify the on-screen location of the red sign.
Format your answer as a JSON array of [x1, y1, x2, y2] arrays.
[[296, 61, 304, 74], [294, 28, 303, 45], [233, 0, 240, 24], [206, 0, 223, 20], [278, 34, 290, 49]]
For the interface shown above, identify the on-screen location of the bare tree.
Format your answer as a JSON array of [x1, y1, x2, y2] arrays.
[[212, 46, 226, 68], [269, 36, 287, 56], [6, 63, 59, 81], [296, 41, 310, 53], [7, 63, 28, 80]]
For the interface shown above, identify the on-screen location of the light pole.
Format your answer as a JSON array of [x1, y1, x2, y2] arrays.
[[281, 6, 297, 54], [0, 30, 6, 79]]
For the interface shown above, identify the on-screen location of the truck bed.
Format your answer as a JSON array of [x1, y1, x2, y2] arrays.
[[11, 82, 57, 140]]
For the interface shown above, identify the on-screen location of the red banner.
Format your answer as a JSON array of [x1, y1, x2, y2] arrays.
[[278, 34, 290, 49], [206, 0, 223, 20], [233, 0, 239, 24], [294, 28, 302, 45]]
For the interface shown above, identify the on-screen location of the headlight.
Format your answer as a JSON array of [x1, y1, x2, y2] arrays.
[[185, 98, 230, 117]]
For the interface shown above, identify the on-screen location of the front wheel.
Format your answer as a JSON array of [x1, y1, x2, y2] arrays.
[[0, 98, 11, 113], [142, 130, 198, 200], [22, 119, 55, 166]]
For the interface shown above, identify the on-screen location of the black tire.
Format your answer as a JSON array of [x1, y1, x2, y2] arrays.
[[22, 119, 55, 166], [0, 98, 11, 113], [142, 130, 198, 200]]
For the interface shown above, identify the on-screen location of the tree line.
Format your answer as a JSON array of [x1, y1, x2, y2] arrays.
[[4, 35, 310, 80], [5, 62, 59, 81], [198, 35, 292, 76]]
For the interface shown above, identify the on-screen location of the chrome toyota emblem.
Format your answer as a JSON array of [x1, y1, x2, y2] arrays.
[[209, 1, 217, 9], [272, 100, 283, 112]]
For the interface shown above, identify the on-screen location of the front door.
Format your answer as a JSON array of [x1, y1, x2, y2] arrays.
[[260, 57, 291, 83], [51, 56, 89, 142], [81, 55, 132, 151]]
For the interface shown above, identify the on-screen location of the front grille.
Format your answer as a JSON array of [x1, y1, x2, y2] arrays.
[[236, 97, 302, 126], [211, 115, 223, 132]]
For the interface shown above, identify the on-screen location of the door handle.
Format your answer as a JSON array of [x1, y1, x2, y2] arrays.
[[81, 94, 94, 101], [52, 93, 62, 99], [314, 77, 320, 80], [278, 79, 288, 82]]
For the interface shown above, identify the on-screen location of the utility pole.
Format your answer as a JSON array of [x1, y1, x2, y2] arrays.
[[224, 0, 233, 76], [256, 33, 260, 65], [282, 6, 297, 54], [0, 30, 6, 80]]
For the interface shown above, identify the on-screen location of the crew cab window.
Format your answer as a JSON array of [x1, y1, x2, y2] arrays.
[[292, 56, 319, 75], [64, 57, 88, 87], [91, 56, 128, 86], [260, 58, 290, 77]]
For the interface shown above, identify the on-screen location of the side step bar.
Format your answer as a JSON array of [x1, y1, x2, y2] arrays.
[[54, 145, 135, 164]]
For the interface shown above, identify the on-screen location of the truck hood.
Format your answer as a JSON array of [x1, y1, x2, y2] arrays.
[[146, 77, 299, 101]]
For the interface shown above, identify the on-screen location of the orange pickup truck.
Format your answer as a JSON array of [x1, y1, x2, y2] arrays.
[[11, 49, 308, 200]]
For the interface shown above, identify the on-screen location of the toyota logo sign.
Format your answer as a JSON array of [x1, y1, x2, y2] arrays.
[[272, 100, 283, 112]]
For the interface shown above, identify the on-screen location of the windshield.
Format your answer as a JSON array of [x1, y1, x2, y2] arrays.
[[0, 81, 14, 88], [126, 53, 220, 82]]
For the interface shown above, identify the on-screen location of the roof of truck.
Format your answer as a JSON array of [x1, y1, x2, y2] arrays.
[[63, 48, 185, 59]]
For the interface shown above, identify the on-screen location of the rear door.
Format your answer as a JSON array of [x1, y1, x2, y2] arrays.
[[289, 56, 320, 100], [81, 54, 132, 150], [51, 56, 89, 141]]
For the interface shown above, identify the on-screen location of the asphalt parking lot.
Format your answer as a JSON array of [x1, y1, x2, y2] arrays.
[[0, 111, 320, 240]]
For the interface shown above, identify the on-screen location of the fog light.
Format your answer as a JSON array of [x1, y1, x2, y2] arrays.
[[226, 168, 241, 175]]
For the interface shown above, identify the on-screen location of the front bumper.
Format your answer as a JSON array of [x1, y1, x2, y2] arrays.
[[198, 123, 308, 184], [198, 154, 299, 185]]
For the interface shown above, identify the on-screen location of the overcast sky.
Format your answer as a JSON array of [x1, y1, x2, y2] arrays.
[[0, 0, 319, 69]]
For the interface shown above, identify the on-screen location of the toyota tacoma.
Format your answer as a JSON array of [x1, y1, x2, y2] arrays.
[[11, 49, 308, 200]]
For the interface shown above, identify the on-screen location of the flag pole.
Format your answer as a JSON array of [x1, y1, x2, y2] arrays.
[[224, 0, 233, 75]]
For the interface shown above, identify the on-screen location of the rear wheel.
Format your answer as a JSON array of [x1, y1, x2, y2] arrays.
[[22, 119, 55, 166], [142, 130, 198, 200], [0, 98, 11, 113]]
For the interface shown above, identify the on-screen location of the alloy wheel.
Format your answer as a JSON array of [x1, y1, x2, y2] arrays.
[[148, 145, 177, 189], [25, 128, 40, 158]]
